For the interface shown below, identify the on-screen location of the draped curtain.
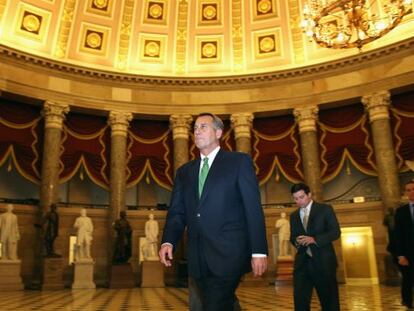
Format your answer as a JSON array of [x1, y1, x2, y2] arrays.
[[0, 100, 42, 184], [318, 104, 377, 182], [127, 119, 173, 190], [60, 113, 110, 189], [390, 92, 414, 171], [253, 115, 302, 185], [1, 91, 414, 190]]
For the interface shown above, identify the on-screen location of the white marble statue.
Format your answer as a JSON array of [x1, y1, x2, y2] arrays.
[[143, 213, 159, 260], [0, 204, 20, 261], [275, 212, 290, 257], [74, 209, 94, 261]]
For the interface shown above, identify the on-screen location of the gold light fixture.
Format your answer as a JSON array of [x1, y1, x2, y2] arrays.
[[301, 0, 412, 49]]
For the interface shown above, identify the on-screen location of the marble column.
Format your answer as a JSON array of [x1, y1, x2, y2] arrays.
[[39, 102, 69, 211], [169, 114, 193, 174], [108, 111, 132, 222], [107, 111, 132, 273], [230, 113, 253, 154], [33, 101, 69, 288], [294, 106, 323, 201], [169, 114, 193, 267], [362, 91, 400, 210]]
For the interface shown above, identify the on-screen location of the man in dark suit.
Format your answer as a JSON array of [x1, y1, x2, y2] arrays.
[[289, 183, 341, 311], [394, 180, 414, 309], [159, 113, 268, 311]]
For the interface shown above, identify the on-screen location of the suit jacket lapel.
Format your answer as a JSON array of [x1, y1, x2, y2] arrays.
[[307, 202, 317, 231]]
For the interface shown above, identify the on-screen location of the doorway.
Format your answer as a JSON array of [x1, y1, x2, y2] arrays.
[[341, 226, 379, 285]]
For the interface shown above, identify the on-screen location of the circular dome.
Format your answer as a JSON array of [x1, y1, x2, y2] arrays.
[[0, 0, 412, 78]]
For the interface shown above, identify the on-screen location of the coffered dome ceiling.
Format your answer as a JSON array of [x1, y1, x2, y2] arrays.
[[0, 0, 413, 78]]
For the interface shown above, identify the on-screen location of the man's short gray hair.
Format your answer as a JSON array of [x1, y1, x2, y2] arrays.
[[198, 113, 224, 130]]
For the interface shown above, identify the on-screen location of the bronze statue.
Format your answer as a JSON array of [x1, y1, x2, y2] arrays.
[[112, 211, 132, 263], [36, 203, 60, 257]]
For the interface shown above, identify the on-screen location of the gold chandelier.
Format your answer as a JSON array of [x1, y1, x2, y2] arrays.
[[301, 0, 412, 49]]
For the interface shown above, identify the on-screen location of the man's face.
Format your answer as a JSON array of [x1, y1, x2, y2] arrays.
[[194, 115, 222, 154], [292, 190, 312, 209], [405, 183, 414, 202]]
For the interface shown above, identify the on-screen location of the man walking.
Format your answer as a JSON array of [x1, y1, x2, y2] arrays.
[[290, 183, 341, 311], [159, 113, 268, 311]]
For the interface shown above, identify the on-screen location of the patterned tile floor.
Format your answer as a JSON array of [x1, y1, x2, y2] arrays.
[[0, 284, 408, 310]]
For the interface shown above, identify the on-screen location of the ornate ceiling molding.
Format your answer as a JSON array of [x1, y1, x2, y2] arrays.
[[0, 37, 413, 89]]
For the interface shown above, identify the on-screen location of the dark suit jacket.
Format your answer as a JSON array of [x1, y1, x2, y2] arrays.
[[161, 149, 268, 278], [290, 202, 340, 272], [394, 203, 414, 260]]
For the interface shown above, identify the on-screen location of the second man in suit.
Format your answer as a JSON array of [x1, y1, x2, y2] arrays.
[[290, 183, 341, 311], [159, 113, 268, 311], [394, 180, 414, 309]]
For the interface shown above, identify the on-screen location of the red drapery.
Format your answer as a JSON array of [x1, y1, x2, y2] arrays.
[[0, 100, 42, 184], [253, 115, 302, 184], [60, 113, 110, 188], [391, 92, 414, 170], [127, 120, 173, 190], [318, 104, 376, 182], [2, 90, 413, 190]]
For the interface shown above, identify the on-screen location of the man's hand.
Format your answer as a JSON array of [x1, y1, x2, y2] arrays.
[[398, 256, 409, 266], [296, 235, 316, 246], [251, 257, 267, 277], [159, 244, 173, 267]]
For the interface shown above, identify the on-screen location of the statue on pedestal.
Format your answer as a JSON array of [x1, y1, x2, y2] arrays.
[[142, 213, 159, 260], [275, 212, 291, 257], [0, 204, 20, 261], [74, 209, 94, 261], [40, 204, 60, 257], [113, 211, 132, 264]]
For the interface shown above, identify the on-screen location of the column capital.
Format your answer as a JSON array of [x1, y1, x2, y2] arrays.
[[230, 113, 254, 139], [362, 91, 391, 122], [169, 114, 193, 140], [108, 111, 132, 137], [42, 101, 70, 129], [293, 106, 319, 133]]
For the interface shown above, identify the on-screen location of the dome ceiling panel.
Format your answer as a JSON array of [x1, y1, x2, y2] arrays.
[[0, 0, 412, 78]]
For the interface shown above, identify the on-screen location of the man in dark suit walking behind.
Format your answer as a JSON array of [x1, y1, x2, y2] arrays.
[[290, 183, 341, 311], [394, 180, 414, 309], [159, 113, 268, 311]]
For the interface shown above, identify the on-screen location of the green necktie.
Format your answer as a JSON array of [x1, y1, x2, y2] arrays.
[[198, 157, 209, 197]]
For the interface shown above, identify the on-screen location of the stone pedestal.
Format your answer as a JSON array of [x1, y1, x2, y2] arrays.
[[72, 260, 96, 289], [276, 257, 294, 281], [43, 257, 64, 290], [141, 261, 165, 287], [110, 263, 135, 288], [0, 260, 24, 290]]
